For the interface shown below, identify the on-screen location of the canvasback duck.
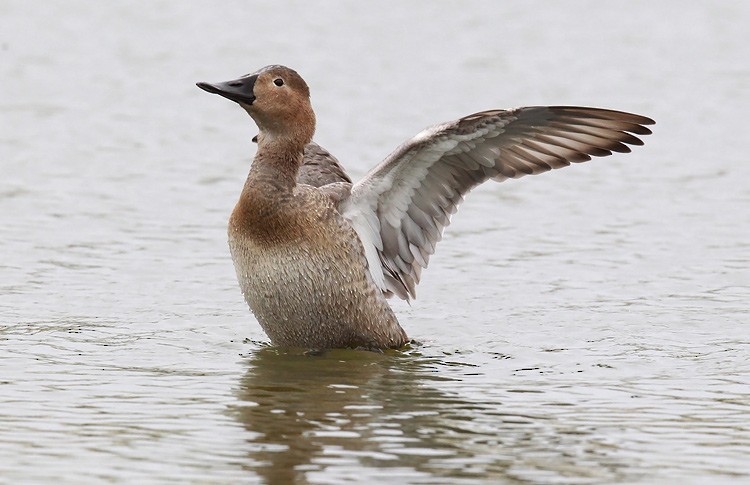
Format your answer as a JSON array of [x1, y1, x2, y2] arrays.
[[197, 65, 654, 350]]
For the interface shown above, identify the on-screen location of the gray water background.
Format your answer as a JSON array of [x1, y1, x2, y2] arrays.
[[1, 1, 749, 483]]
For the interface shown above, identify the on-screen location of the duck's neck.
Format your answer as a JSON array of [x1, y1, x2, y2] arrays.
[[246, 136, 305, 193]]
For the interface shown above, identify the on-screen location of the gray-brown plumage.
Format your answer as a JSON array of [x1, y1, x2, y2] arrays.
[[299, 142, 352, 186], [197, 65, 654, 350]]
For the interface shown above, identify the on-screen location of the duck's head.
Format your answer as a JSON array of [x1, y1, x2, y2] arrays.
[[197, 65, 315, 147]]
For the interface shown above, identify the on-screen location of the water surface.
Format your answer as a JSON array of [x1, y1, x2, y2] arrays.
[[1, 1, 749, 483]]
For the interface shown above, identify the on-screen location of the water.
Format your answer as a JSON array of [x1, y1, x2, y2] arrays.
[[2, 1, 749, 483]]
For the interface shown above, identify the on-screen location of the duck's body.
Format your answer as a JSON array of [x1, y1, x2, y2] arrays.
[[197, 65, 654, 350], [228, 154, 405, 349]]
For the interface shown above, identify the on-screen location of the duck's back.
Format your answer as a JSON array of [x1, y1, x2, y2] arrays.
[[227, 184, 407, 349], [297, 142, 351, 187]]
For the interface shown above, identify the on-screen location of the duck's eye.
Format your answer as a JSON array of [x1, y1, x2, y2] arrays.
[[273, 78, 284, 87]]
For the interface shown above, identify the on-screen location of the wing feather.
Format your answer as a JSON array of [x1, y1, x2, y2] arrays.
[[342, 106, 654, 300]]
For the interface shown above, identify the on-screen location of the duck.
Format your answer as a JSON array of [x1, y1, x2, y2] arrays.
[[196, 65, 654, 350]]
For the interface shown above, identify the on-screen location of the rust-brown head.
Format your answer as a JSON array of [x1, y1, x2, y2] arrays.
[[197, 65, 315, 148]]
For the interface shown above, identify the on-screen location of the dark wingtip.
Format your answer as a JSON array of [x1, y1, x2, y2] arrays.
[[637, 125, 653, 136]]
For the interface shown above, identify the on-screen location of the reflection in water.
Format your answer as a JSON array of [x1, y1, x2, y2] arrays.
[[231, 347, 633, 483]]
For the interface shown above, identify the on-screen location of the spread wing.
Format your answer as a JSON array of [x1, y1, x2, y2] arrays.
[[297, 141, 352, 187], [341, 106, 654, 300]]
